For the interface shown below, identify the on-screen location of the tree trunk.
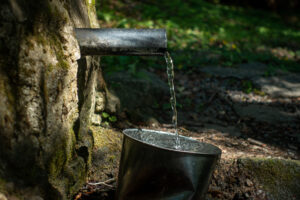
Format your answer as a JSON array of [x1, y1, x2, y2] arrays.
[[0, 0, 103, 199]]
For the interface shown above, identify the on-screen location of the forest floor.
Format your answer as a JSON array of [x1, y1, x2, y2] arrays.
[[75, 0, 300, 199], [75, 62, 300, 200]]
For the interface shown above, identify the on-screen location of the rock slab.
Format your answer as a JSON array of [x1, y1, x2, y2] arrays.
[[201, 63, 300, 98], [239, 158, 300, 200], [253, 74, 300, 98]]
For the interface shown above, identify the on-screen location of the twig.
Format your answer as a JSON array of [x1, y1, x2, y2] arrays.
[[162, 124, 174, 128], [88, 178, 116, 188], [207, 91, 218, 104], [179, 127, 189, 132], [247, 138, 266, 147]]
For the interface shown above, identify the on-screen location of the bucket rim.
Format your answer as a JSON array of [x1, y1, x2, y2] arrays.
[[123, 128, 222, 156]]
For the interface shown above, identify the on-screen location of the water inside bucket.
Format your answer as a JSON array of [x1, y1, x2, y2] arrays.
[[118, 129, 222, 200], [126, 129, 221, 154], [164, 52, 181, 149]]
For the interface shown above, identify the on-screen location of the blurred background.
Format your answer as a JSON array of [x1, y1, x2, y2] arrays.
[[97, 0, 300, 74]]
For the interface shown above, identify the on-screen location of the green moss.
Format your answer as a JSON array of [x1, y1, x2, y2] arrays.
[[49, 147, 65, 178], [48, 125, 80, 180], [47, 128, 87, 199], [25, 39, 35, 50], [1, 1, 84, 198], [0, 74, 15, 112], [86, 0, 98, 28], [66, 128, 76, 163], [35, 34, 48, 47], [48, 131, 77, 179], [24, 1, 71, 72], [64, 159, 87, 199], [91, 126, 122, 151], [0, 177, 6, 193], [88, 126, 122, 180], [86, 0, 96, 7], [253, 88, 266, 96], [57, 59, 69, 70], [50, 5, 69, 27], [25, 28, 70, 72], [48, 149, 84, 197], [48, 33, 70, 70], [26, 1, 68, 34], [240, 158, 300, 199], [47, 64, 55, 73]]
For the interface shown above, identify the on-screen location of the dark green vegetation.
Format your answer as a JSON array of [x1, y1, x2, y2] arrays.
[[97, 0, 300, 73]]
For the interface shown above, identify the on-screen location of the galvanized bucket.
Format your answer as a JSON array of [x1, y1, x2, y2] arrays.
[[116, 129, 221, 200]]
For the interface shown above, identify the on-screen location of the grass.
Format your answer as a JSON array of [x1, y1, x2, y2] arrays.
[[96, 0, 300, 73]]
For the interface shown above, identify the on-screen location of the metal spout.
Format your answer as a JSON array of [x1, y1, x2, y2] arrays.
[[75, 28, 167, 56]]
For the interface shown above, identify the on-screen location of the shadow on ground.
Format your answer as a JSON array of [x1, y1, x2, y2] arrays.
[[75, 63, 300, 199]]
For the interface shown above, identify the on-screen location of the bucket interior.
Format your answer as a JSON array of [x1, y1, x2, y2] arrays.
[[123, 129, 221, 155]]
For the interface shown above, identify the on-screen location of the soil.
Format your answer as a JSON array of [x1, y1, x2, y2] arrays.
[[75, 64, 300, 200]]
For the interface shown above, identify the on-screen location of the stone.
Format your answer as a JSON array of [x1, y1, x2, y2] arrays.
[[200, 62, 268, 79], [234, 104, 297, 123], [145, 117, 160, 127], [204, 124, 242, 137], [0, 193, 7, 200], [238, 158, 300, 200], [201, 63, 300, 98], [253, 74, 300, 98], [95, 92, 106, 113], [89, 126, 122, 181], [91, 114, 102, 126], [288, 144, 298, 151], [105, 91, 121, 114]]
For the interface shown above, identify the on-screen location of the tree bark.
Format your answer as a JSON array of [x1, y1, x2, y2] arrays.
[[0, 0, 103, 199]]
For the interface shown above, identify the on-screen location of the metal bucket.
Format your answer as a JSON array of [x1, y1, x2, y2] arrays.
[[116, 129, 221, 200]]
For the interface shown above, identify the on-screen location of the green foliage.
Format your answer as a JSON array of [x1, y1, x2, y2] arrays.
[[253, 89, 266, 96], [96, 0, 300, 73], [101, 112, 117, 124], [242, 80, 253, 94], [240, 158, 300, 200], [101, 112, 109, 118], [241, 80, 265, 96], [109, 116, 117, 122]]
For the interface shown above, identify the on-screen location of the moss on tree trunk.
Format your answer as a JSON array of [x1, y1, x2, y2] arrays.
[[0, 0, 103, 199]]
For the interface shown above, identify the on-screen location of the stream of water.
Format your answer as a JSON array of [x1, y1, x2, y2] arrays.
[[164, 52, 181, 149]]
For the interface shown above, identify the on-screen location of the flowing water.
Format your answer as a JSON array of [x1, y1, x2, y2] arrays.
[[127, 129, 220, 153], [164, 52, 181, 149]]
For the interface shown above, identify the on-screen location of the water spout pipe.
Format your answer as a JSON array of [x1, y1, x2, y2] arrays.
[[75, 28, 167, 56]]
